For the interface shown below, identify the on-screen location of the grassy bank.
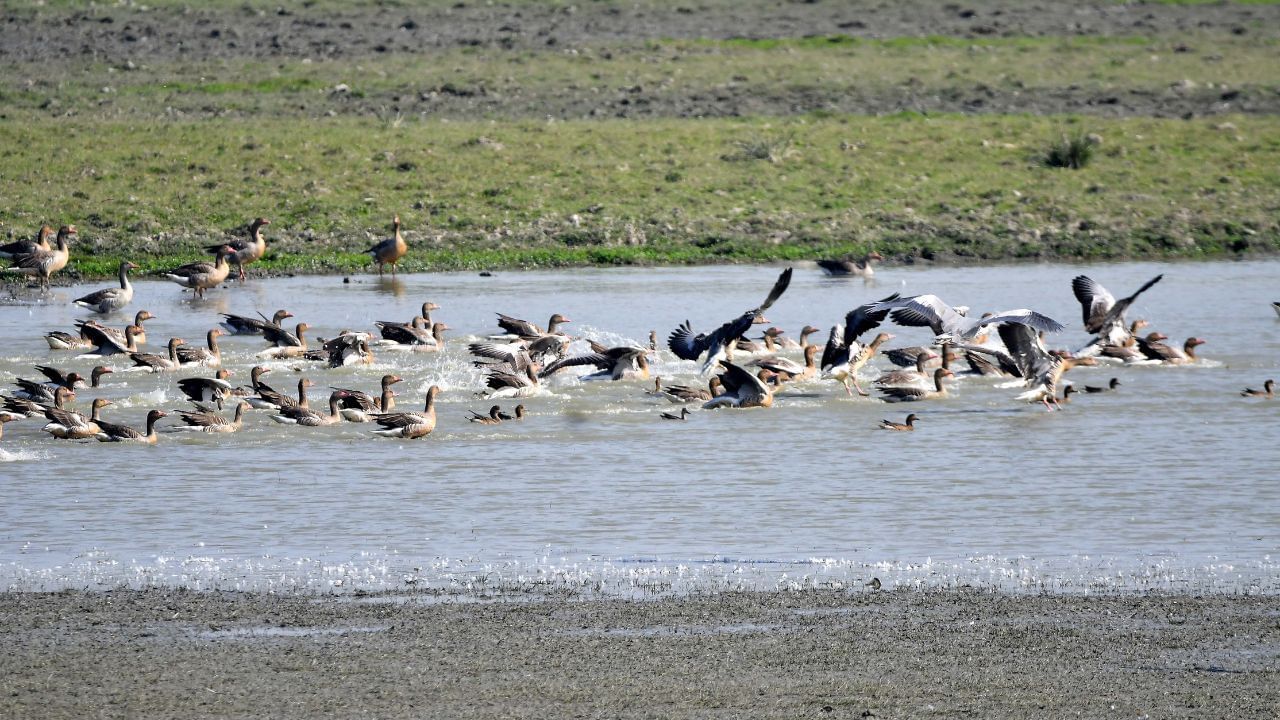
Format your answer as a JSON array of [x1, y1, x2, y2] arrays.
[[1, 113, 1276, 279]]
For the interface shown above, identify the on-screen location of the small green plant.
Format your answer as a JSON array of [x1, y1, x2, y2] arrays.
[[1043, 131, 1096, 169]]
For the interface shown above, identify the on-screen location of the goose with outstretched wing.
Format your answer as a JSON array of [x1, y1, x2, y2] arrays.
[[668, 267, 793, 375]]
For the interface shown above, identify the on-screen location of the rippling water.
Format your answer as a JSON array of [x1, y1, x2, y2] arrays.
[[1, 260, 1276, 595]]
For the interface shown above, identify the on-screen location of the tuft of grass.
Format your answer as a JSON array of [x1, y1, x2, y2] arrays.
[[1043, 131, 1097, 169], [724, 131, 796, 163]]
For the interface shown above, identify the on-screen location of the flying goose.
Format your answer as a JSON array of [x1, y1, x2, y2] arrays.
[[669, 267, 793, 374]]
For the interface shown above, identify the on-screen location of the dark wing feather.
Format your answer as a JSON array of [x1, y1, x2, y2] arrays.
[[819, 326, 845, 371], [843, 292, 901, 344], [667, 320, 708, 361], [996, 323, 1056, 379], [1071, 275, 1115, 334], [495, 313, 541, 337], [539, 353, 610, 378]]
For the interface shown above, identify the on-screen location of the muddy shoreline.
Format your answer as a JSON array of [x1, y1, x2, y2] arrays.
[[2, 588, 1276, 718]]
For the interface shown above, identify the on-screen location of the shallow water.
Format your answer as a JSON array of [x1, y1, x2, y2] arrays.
[[0, 259, 1276, 595]]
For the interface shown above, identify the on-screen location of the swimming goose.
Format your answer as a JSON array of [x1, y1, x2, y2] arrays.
[[74, 318, 149, 357], [4, 224, 73, 288], [177, 329, 225, 368], [374, 316, 435, 347], [372, 386, 440, 438], [1, 385, 72, 422], [367, 215, 408, 277], [817, 251, 883, 278], [771, 325, 821, 351], [73, 261, 139, 314], [0, 224, 53, 259], [205, 217, 269, 281], [467, 405, 504, 425], [471, 334, 568, 370], [42, 398, 113, 440], [879, 413, 918, 431], [1071, 273, 1163, 351], [44, 324, 94, 351], [129, 337, 185, 373], [250, 377, 313, 412], [703, 361, 774, 409], [875, 351, 938, 388], [753, 344, 820, 382], [12, 370, 83, 404], [333, 374, 402, 422], [258, 322, 311, 358], [35, 364, 95, 389], [95, 409, 167, 444], [220, 309, 293, 336], [271, 391, 344, 426], [483, 364, 542, 399], [163, 246, 233, 298], [1138, 334, 1205, 365], [879, 368, 954, 403], [540, 344, 650, 381], [660, 377, 722, 404], [660, 407, 691, 421], [173, 401, 248, 433], [873, 294, 1064, 344], [882, 345, 960, 369], [177, 369, 234, 410], [669, 267, 793, 374], [1241, 380, 1274, 399], [996, 323, 1097, 410], [1084, 378, 1121, 393]]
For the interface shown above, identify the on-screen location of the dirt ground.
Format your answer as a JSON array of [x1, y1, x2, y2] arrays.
[[1, 589, 1277, 718]]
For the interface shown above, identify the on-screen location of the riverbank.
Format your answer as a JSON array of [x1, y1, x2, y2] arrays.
[[1, 588, 1276, 718]]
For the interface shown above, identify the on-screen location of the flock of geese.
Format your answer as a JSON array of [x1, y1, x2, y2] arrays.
[[0, 217, 1274, 446]]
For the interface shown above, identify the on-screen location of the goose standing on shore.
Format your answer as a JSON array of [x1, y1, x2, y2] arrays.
[[73, 261, 139, 314], [206, 217, 269, 282], [4, 224, 74, 288], [0, 225, 53, 259], [164, 246, 233, 298], [367, 215, 408, 277]]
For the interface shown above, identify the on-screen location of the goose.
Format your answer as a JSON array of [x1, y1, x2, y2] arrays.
[[374, 316, 435, 347], [249, 377, 313, 412], [30, 364, 92, 389], [482, 364, 542, 399], [333, 375, 403, 422], [1241, 380, 1274, 399], [996, 323, 1097, 410], [470, 334, 568, 369], [752, 344, 820, 382], [771, 325, 821, 351], [163, 246, 233, 298], [879, 413, 918, 431], [1084, 378, 1121, 393], [177, 329, 225, 368], [0, 224, 53, 259], [73, 318, 148, 357], [72, 260, 139, 314], [874, 351, 938, 388], [220, 309, 293, 336], [1138, 334, 1206, 365], [4, 224, 73, 287], [882, 345, 959, 369], [372, 386, 440, 438], [1071, 273, 1163, 352], [467, 405, 505, 425], [42, 398, 113, 440], [258, 322, 311, 359], [703, 361, 774, 409], [11, 370, 83, 404], [661, 377, 723, 404], [177, 369, 234, 410], [818, 293, 899, 397], [367, 215, 408, 277], [205, 217, 269, 281], [128, 337, 186, 373], [172, 401, 249, 433], [493, 312, 572, 340], [1, 385, 72, 422], [669, 267, 793, 374], [660, 407, 691, 421], [540, 343, 650, 381], [817, 251, 883, 277], [44, 324, 94, 351], [95, 409, 167, 444], [873, 293, 1064, 344], [322, 332, 375, 367], [271, 391, 344, 426], [878, 368, 954, 403]]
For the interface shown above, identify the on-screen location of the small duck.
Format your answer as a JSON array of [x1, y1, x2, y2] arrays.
[[467, 405, 505, 425], [660, 407, 691, 421], [878, 413, 918, 431], [1084, 378, 1121, 393], [1241, 380, 1274, 399]]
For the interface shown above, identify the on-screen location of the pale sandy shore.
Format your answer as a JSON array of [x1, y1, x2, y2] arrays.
[[2, 589, 1277, 719]]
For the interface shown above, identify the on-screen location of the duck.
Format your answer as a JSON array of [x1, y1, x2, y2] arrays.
[[816, 251, 883, 278], [1241, 380, 1274, 399], [873, 293, 1064, 345], [177, 369, 235, 410], [879, 368, 955, 403], [660, 407, 691, 421], [669, 267, 793, 374], [333, 374, 402, 422], [95, 409, 168, 444], [372, 386, 440, 438], [879, 413, 918, 431], [220, 309, 293, 336], [258, 322, 311, 358], [1059, 385, 1077, 404], [42, 398, 113, 440], [128, 337, 186, 373], [163, 245, 233, 298], [177, 329, 225, 368], [874, 350, 938, 388], [0, 224, 53, 259], [205, 217, 269, 281], [996, 323, 1097, 410], [753, 344, 820, 383], [172, 401, 249, 433], [1084, 378, 1121, 393], [271, 391, 344, 426], [660, 377, 723, 404], [1071, 274, 1163, 353], [499, 404, 526, 421], [4, 224, 74, 288], [467, 405, 505, 425], [703, 361, 774, 409], [367, 215, 408, 277], [71, 260, 139, 314]]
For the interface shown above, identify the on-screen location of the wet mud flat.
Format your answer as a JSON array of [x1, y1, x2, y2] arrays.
[[2, 589, 1276, 718]]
